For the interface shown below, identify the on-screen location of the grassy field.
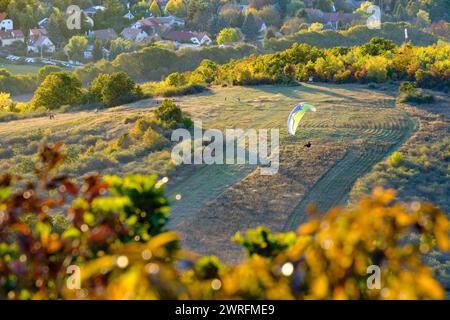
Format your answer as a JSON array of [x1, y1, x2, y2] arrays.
[[0, 62, 41, 75], [0, 83, 448, 266], [164, 83, 421, 262]]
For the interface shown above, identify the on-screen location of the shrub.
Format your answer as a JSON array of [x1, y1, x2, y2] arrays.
[[390, 151, 404, 167], [165, 72, 187, 87], [155, 99, 193, 129], [400, 82, 415, 94], [400, 89, 436, 104], [89, 72, 143, 108], [30, 71, 82, 110]]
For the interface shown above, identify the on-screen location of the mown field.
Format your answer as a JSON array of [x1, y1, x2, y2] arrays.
[[0, 83, 448, 266], [0, 62, 41, 75]]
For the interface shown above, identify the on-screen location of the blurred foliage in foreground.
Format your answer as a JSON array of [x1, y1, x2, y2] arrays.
[[0, 143, 449, 300]]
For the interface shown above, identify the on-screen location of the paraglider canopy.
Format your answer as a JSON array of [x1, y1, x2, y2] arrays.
[[287, 103, 316, 135]]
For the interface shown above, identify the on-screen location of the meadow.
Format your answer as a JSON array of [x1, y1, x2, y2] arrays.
[[0, 62, 41, 75], [0, 81, 449, 298], [3, 82, 444, 263]]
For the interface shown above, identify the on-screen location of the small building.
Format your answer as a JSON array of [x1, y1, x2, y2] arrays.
[[120, 28, 149, 42], [0, 15, 13, 31], [322, 12, 361, 30], [28, 36, 55, 53], [89, 28, 118, 42], [29, 28, 48, 40], [132, 17, 159, 29], [0, 30, 25, 47], [38, 18, 49, 28], [165, 31, 212, 46], [155, 15, 185, 27], [123, 11, 135, 20], [84, 6, 106, 17]]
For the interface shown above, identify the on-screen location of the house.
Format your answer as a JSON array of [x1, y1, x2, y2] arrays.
[[191, 32, 212, 46], [165, 31, 212, 46], [258, 22, 267, 39], [132, 17, 159, 29], [0, 30, 25, 46], [29, 28, 48, 41], [89, 28, 118, 42], [155, 15, 185, 27], [27, 36, 55, 53], [123, 11, 135, 20], [120, 28, 149, 42], [321, 12, 361, 30], [83, 44, 94, 59], [0, 14, 13, 31], [84, 6, 106, 17], [38, 18, 49, 28]]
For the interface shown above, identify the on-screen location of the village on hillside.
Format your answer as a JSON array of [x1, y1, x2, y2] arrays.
[[0, 0, 395, 68]]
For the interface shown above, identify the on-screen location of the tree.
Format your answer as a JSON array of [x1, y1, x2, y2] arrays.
[[165, 0, 185, 16], [416, 9, 430, 28], [165, 72, 187, 87], [31, 72, 82, 110], [90, 72, 141, 107], [150, 0, 163, 17], [109, 38, 133, 60], [37, 65, 63, 83], [242, 12, 259, 41], [361, 37, 396, 56], [219, 6, 245, 28], [67, 36, 88, 62], [281, 17, 304, 35], [94, 0, 126, 31], [216, 28, 240, 44], [0, 92, 13, 112], [255, 6, 281, 27], [308, 22, 324, 32], [9, 41, 27, 56], [155, 98, 192, 128], [92, 39, 104, 62], [313, 0, 333, 12]]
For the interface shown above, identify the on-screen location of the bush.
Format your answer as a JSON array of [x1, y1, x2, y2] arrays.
[[400, 82, 415, 94], [390, 151, 404, 167], [30, 71, 82, 110], [89, 72, 143, 108], [155, 99, 193, 129], [400, 89, 436, 104]]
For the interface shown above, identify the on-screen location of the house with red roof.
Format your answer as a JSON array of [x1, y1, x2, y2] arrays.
[[0, 29, 25, 47]]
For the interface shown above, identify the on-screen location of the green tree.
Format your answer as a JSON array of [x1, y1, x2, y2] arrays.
[[92, 39, 104, 62], [219, 6, 245, 28], [94, 0, 126, 31], [242, 12, 259, 41], [165, 72, 187, 87], [37, 65, 63, 83], [31, 72, 82, 110], [361, 37, 396, 56], [155, 98, 192, 128], [416, 9, 430, 28], [90, 72, 141, 107], [109, 38, 132, 60], [255, 5, 281, 27], [67, 36, 88, 62], [216, 28, 240, 44], [313, 0, 333, 12]]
